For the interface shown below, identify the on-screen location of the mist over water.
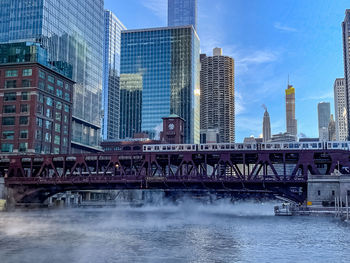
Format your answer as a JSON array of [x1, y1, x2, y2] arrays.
[[0, 199, 350, 263]]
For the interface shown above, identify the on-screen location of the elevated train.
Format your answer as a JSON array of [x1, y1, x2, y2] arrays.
[[143, 141, 350, 152]]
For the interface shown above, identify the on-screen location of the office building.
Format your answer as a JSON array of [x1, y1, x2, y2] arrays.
[[343, 9, 350, 139], [334, 78, 347, 140], [200, 48, 235, 143], [262, 108, 271, 142], [318, 102, 331, 141], [120, 26, 200, 143], [0, 0, 104, 152], [103, 11, 126, 140], [271, 132, 295, 142], [328, 114, 336, 141], [285, 84, 297, 137], [0, 42, 73, 154], [168, 0, 197, 30]]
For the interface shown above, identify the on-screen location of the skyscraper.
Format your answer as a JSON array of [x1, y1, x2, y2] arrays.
[[318, 102, 331, 141], [262, 108, 271, 142], [168, 0, 197, 30], [328, 114, 336, 141], [200, 48, 235, 143], [103, 11, 126, 140], [120, 26, 200, 143], [343, 10, 350, 140], [285, 84, 297, 137], [334, 78, 347, 140], [0, 0, 104, 152]]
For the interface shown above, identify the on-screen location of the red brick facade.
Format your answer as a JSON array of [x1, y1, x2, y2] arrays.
[[0, 63, 74, 154]]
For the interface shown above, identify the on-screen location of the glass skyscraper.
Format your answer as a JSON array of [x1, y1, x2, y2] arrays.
[[120, 26, 200, 143], [103, 10, 126, 140], [168, 0, 197, 30], [0, 0, 104, 152]]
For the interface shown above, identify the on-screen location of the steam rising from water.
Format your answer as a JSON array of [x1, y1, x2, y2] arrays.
[[0, 199, 349, 263]]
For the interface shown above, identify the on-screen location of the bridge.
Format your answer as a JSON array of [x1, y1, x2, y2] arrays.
[[1, 146, 349, 204]]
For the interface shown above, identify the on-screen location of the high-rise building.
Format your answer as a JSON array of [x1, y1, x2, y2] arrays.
[[263, 108, 271, 142], [318, 102, 331, 141], [285, 84, 297, 137], [103, 10, 126, 140], [0, 42, 73, 154], [200, 48, 235, 143], [342, 9, 350, 140], [0, 0, 104, 153], [120, 26, 200, 143], [334, 78, 347, 140], [328, 114, 336, 141], [168, 0, 197, 30]]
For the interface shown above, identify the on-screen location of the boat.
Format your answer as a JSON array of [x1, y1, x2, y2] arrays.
[[274, 202, 293, 216]]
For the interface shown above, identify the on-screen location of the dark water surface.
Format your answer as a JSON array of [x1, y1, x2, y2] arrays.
[[0, 201, 349, 263]]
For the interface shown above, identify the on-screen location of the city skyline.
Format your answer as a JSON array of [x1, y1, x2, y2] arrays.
[[105, 0, 349, 142]]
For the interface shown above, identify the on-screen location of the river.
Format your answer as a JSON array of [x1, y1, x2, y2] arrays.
[[0, 200, 349, 263]]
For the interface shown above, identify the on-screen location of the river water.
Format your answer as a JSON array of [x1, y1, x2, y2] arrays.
[[0, 200, 349, 263]]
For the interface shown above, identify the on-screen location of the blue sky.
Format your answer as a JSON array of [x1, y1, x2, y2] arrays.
[[105, 0, 349, 142]]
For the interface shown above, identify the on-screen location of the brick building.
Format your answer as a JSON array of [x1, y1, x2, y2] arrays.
[[0, 43, 74, 154]]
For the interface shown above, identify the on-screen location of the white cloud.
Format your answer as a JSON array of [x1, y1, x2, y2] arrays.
[[274, 22, 297, 32], [141, 0, 167, 21], [301, 91, 333, 101], [235, 91, 245, 115]]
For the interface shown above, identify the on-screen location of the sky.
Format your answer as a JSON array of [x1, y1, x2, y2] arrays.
[[105, 0, 349, 142]]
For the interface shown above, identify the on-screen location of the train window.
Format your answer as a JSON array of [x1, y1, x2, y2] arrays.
[[187, 146, 192, 150], [302, 144, 308, 148], [220, 145, 225, 149], [147, 146, 151, 151], [231, 145, 235, 149], [333, 143, 339, 148], [247, 145, 251, 149], [205, 145, 209, 150], [283, 144, 288, 149], [200, 145, 203, 150], [162, 146, 166, 150], [213, 145, 217, 149], [143, 146, 147, 151], [179, 146, 184, 150], [192, 145, 196, 150], [167, 146, 171, 150], [226, 145, 230, 149], [289, 144, 293, 148], [294, 144, 299, 148], [172, 146, 176, 150], [155, 146, 160, 150], [311, 143, 317, 148]]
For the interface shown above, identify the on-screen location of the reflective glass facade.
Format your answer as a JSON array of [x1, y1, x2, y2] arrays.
[[168, 0, 197, 30], [0, 0, 104, 152], [120, 26, 200, 143], [103, 10, 126, 140]]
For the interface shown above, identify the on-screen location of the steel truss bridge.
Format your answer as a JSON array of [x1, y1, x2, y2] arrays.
[[1, 148, 349, 204]]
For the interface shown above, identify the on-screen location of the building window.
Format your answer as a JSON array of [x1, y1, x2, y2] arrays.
[[55, 112, 61, 121], [39, 93, 44, 103], [56, 89, 63, 98], [5, 80, 16, 88], [37, 104, 43, 114], [38, 81, 45, 90], [48, 75, 54, 83], [35, 143, 41, 153], [46, 108, 52, 118], [56, 101, 62, 110], [47, 85, 54, 94], [64, 93, 70, 102], [39, 70, 45, 79], [63, 125, 68, 135], [3, 105, 16, 113], [57, 79, 63, 87], [20, 104, 28, 113], [45, 120, 52, 130], [5, 70, 18, 77], [2, 131, 14, 140], [21, 92, 29, 100], [2, 117, 15, 125], [46, 97, 53, 106], [4, 92, 16, 101], [45, 133, 51, 142], [332, 190, 335, 196], [63, 137, 68, 146], [65, 83, 70, 91], [64, 104, 70, 113], [55, 123, 61, 132], [53, 147, 60, 154], [54, 135, 60, 145], [20, 130, 28, 139], [63, 115, 68, 123], [19, 142, 28, 152], [36, 117, 43, 127], [36, 130, 42, 140], [22, 69, 32, 76], [19, 116, 28, 125], [1, 143, 13, 152], [22, 79, 31, 87]]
